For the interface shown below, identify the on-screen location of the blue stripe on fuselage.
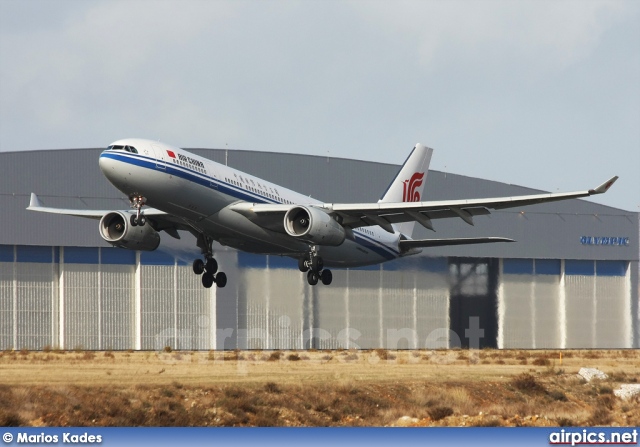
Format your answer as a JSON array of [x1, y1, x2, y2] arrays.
[[353, 233, 398, 261], [100, 151, 277, 204], [100, 151, 400, 260]]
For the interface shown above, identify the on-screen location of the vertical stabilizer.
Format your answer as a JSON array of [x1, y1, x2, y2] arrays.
[[379, 143, 433, 238]]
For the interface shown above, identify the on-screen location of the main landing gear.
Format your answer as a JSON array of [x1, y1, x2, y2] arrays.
[[298, 246, 332, 286], [192, 234, 226, 288], [129, 195, 147, 226]]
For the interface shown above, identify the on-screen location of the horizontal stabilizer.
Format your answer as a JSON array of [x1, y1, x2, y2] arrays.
[[399, 237, 514, 251]]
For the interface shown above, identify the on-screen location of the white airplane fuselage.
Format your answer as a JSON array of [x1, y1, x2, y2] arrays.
[[98, 139, 401, 267]]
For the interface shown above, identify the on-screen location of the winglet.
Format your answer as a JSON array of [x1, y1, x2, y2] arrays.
[[28, 193, 43, 209], [589, 176, 618, 195]]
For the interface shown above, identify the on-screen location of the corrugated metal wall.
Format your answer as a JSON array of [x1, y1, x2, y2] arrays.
[[234, 260, 452, 350], [0, 244, 635, 350], [499, 259, 632, 349]]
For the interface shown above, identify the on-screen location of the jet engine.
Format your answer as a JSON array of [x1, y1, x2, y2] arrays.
[[284, 206, 345, 246], [99, 211, 160, 251]]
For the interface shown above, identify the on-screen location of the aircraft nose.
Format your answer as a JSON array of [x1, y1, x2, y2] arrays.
[[98, 152, 111, 175], [99, 152, 124, 186]]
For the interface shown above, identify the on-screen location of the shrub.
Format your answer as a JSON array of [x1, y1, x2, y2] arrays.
[[532, 357, 550, 366], [0, 410, 24, 427], [548, 390, 568, 402], [264, 382, 281, 394], [556, 417, 576, 427], [511, 374, 546, 394], [588, 407, 612, 426], [428, 406, 453, 421]]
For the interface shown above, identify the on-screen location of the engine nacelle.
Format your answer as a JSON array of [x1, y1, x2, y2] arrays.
[[99, 211, 160, 251], [284, 206, 345, 246]]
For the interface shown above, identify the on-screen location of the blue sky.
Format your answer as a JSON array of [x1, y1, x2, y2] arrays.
[[1, 0, 638, 211]]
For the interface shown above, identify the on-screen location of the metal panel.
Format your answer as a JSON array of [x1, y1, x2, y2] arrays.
[[266, 267, 304, 350], [0, 261, 14, 349], [380, 269, 418, 349], [415, 273, 450, 348], [176, 265, 211, 350], [532, 275, 562, 349], [15, 262, 55, 350], [140, 265, 175, 350], [345, 268, 382, 349], [213, 249, 239, 350], [500, 275, 535, 349], [500, 273, 562, 349], [314, 270, 350, 349], [63, 263, 99, 350], [238, 269, 269, 350], [101, 264, 135, 350], [594, 275, 632, 348], [564, 274, 597, 348]]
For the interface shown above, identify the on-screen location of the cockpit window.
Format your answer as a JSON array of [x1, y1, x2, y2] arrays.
[[106, 145, 137, 153]]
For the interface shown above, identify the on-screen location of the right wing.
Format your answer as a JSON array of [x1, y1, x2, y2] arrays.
[[27, 193, 189, 238], [27, 193, 113, 218]]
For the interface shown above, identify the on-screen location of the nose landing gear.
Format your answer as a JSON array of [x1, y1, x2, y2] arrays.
[[129, 195, 147, 226], [299, 246, 332, 286]]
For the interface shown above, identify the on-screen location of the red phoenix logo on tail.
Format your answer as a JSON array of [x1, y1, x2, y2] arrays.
[[402, 172, 424, 202]]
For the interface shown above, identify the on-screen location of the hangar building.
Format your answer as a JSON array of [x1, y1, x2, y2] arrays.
[[1, 147, 638, 350]]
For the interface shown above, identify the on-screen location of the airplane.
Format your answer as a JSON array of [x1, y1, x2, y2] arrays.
[[27, 138, 618, 288]]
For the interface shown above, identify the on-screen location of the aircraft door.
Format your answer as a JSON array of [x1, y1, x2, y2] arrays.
[[151, 144, 166, 170]]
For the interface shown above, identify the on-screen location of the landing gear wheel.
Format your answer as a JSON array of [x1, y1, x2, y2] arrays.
[[193, 259, 205, 275], [298, 258, 309, 272], [320, 269, 333, 285], [311, 256, 323, 272], [138, 215, 146, 226], [205, 258, 218, 274], [215, 272, 227, 288], [202, 272, 215, 288], [130, 214, 138, 227], [307, 270, 319, 286]]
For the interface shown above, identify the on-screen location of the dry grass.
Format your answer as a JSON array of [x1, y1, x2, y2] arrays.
[[0, 349, 639, 427]]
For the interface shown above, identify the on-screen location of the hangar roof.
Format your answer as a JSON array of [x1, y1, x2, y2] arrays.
[[1, 147, 637, 261]]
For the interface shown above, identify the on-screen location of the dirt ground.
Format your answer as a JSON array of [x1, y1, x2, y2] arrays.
[[0, 349, 638, 427]]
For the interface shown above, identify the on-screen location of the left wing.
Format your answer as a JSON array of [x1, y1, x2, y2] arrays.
[[330, 175, 619, 232], [233, 176, 618, 233]]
